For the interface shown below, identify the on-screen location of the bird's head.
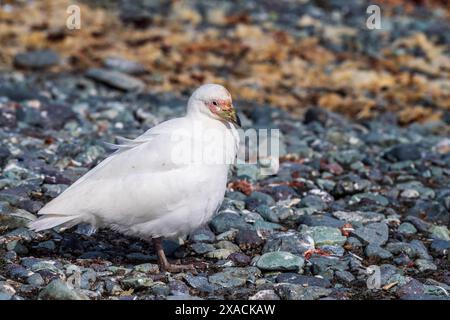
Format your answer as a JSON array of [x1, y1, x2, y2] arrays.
[[188, 84, 241, 127]]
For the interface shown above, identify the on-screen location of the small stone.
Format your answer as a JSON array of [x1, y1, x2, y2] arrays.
[[349, 193, 389, 206], [245, 192, 275, 210], [228, 252, 251, 266], [384, 144, 421, 162], [249, 289, 280, 300], [85, 68, 145, 91], [210, 211, 251, 234], [352, 222, 389, 246], [103, 57, 146, 75], [208, 267, 261, 289], [184, 274, 217, 293], [275, 273, 331, 288], [274, 283, 332, 300], [27, 273, 45, 287], [205, 249, 234, 260], [299, 226, 347, 246], [309, 256, 349, 275], [332, 211, 384, 225], [255, 205, 280, 223], [365, 244, 393, 260], [429, 225, 450, 241], [415, 259, 437, 272], [235, 230, 263, 247], [398, 223, 417, 235], [168, 280, 190, 296], [14, 50, 59, 69], [121, 277, 154, 289], [189, 226, 215, 243], [298, 214, 344, 228], [401, 189, 420, 199], [105, 280, 123, 295], [6, 240, 28, 255], [397, 279, 425, 298], [256, 252, 304, 271], [38, 279, 88, 300], [263, 231, 312, 255], [35, 240, 56, 251], [335, 270, 355, 283], [133, 263, 159, 274], [191, 242, 215, 254], [430, 239, 450, 254]]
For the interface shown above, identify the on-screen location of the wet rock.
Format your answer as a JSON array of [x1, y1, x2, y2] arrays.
[[235, 229, 264, 248], [397, 279, 425, 298], [103, 57, 146, 75], [298, 214, 344, 228], [384, 144, 422, 162], [256, 252, 304, 271], [332, 211, 384, 225], [429, 225, 450, 241], [398, 223, 417, 235], [335, 270, 355, 283], [189, 226, 215, 243], [415, 259, 437, 272], [352, 222, 389, 246], [14, 50, 59, 69], [430, 239, 450, 254], [309, 256, 349, 275], [365, 244, 393, 260], [6, 240, 28, 255], [249, 289, 280, 300], [85, 68, 145, 91], [133, 263, 159, 274], [210, 211, 252, 234], [274, 283, 332, 300], [299, 226, 347, 246], [38, 279, 88, 300], [245, 192, 275, 211], [184, 274, 217, 293], [263, 231, 312, 255], [208, 267, 261, 289], [275, 273, 331, 288]]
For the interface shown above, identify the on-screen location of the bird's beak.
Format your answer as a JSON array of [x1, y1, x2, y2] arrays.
[[219, 103, 241, 127]]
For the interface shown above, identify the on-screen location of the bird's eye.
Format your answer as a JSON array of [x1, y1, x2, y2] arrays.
[[212, 101, 218, 106]]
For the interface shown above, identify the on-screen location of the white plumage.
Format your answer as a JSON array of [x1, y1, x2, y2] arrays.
[[29, 84, 240, 242]]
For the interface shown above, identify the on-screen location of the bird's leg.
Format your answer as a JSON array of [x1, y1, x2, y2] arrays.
[[153, 237, 195, 273]]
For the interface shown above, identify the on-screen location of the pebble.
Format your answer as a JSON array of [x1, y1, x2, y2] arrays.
[[352, 222, 389, 246], [38, 279, 88, 300], [398, 223, 417, 235], [14, 50, 59, 69], [85, 68, 145, 91], [365, 244, 393, 260], [274, 283, 332, 300], [256, 252, 304, 271]]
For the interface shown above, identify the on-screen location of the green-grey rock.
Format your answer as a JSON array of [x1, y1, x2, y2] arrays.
[[429, 225, 450, 241], [299, 226, 347, 246], [398, 223, 417, 235], [256, 251, 304, 271], [38, 279, 88, 300]]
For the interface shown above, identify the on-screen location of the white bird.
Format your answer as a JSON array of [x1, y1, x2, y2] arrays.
[[29, 84, 241, 272]]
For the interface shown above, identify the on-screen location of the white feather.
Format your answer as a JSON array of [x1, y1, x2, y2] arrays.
[[29, 84, 240, 239]]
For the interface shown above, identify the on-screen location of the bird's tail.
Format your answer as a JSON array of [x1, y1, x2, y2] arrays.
[[28, 214, 82, 232]]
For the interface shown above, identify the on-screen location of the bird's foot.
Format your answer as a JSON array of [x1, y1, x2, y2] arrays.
[[159, 262, 196, 274]]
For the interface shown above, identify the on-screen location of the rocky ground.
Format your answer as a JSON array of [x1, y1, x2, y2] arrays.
[[1, 0, 450, 300]]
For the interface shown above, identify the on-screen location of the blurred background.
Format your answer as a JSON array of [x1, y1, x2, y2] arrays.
[[0, 0, 449, 124]]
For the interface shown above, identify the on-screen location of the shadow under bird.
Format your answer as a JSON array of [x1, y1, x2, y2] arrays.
[[29, 84, 241, 272]]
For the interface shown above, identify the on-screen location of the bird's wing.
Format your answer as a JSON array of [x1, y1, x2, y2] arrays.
[[37, 117, 202, 224]]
